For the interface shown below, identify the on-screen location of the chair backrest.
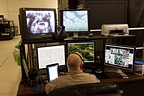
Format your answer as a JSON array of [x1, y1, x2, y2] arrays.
[[47, 82, 122, 96]]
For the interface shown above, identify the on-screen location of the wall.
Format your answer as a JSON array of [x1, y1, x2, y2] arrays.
[[0, 0, 57, 34]]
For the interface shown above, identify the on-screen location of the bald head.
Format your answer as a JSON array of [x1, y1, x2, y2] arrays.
[[67, 52, 84, 72]]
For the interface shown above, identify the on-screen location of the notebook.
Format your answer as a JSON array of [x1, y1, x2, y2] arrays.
[[46, 63, 59, 82]]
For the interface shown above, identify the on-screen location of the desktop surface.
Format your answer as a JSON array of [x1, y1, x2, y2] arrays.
[[18, 67, 144, 96], [64, 34, 136, 41]]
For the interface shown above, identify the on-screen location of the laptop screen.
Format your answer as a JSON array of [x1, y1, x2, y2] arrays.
[[46, 63, 59, 82]]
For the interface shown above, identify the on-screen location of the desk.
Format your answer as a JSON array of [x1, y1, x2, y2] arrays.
[[100, 69, 144, 96], [18, 70, 144, 96], [17, 82, 47, 96], [101, 67, 144, 83]]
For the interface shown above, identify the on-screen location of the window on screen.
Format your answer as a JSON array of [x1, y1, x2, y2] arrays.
[[26, 10, 56, 34], [60, 9, 89, 32], [48, 65, 58, 81], [105, 44, 135, 71], [67, 42, 95, 63], [37, 45, 65, 69]]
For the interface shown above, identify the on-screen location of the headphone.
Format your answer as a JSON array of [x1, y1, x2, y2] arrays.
[[73, 52, 84, 64]]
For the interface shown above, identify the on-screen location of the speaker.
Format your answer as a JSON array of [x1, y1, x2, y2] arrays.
[[56, 26, 66, 40]]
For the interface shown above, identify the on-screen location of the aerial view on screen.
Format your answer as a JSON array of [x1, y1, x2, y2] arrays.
[[63, 10, 88, 32], [68, 42, 94, 62]]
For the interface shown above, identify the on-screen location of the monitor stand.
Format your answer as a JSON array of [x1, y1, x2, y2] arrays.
[[72, 33, 88, 39], [106, 69, 129, 79], [73, 33, 78, 37]]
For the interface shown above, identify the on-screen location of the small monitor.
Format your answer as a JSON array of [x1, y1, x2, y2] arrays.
[[19, 8, 57, 43], [37, 45, 65, 70], [60, 9, 90, 37], [104, 44, 135, 71], [67, 42, 95, 63], [46, 63, 59, 82]]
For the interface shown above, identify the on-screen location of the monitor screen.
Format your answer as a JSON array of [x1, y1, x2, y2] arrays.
[[37, 45, 65, 69], [26, 10, 55, 34], [19, 8, 57, 43], [85, 2, 127, 29], [60, 9, 90, 33], [67, 42, 95, 63], [46, 63, 59, 82], [104, 44, 135, 71]]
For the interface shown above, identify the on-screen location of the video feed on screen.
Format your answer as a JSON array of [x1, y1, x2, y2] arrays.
[[67, 42, 95, 62], [105, 45, 135, 70], [26, 10, 55, 34], [63, 10, 89, 32], [37, 45, 65, 69]]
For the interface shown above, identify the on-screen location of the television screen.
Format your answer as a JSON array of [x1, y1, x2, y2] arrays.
[[104, 44, 135, 71], [67, 42, 95, 63], [26, 10, 55, 34], [60, 9, 90, 33], [37, 45, 65, 70], [19, 8, 57, 43]]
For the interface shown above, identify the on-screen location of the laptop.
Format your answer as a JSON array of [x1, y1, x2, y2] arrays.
[[46, 63, 59, 82]]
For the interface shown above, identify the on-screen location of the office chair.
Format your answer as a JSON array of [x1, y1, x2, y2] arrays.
[[47, 82, 122, 96]]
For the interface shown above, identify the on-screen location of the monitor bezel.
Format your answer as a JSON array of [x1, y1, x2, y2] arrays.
[[60, 9, 90, 34], [104, 44, 136, 71], [36, 44, 66, 70]]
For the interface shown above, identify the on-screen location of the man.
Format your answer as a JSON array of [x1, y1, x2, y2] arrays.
[[45, 52, 100, 94]]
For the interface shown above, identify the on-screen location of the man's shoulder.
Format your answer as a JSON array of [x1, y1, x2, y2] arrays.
[[83, 72, 95, 76]]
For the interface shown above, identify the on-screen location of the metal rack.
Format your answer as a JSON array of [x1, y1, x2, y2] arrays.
[[0, 19, 15, 40]]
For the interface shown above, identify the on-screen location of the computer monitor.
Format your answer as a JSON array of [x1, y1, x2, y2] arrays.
[[36, 45, 65, 70], [67, 41, 95, 63], [60, 9, 90, 37], [104, 44, 135, 71], [19, 8, 57, 43]]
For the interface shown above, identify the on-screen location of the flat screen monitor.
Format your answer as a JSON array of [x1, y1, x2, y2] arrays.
[[19, 8, 57, 43], [67, 42, 95, 63], [60, 9, 90, 37], [104, 44, 135, 71], [85, 1, 128, 29], [37, 45, 65, 70]]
